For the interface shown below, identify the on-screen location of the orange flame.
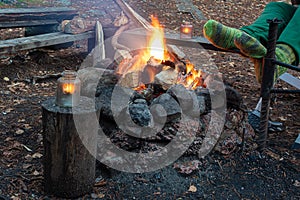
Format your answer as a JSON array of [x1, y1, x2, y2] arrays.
[[117, 16, 168, 82], [148, 15, 168, 61], [62, 83, 75, 94], [117, 16, 204, 91], [183, 61, 203, 90]]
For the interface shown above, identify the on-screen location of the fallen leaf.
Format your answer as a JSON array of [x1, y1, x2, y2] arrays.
[[4, 108, 13, 114], [3, 151, 12, 157], [11, 196, 21, 200], [294, 180, 300, 187], [24, 124, 32, 129], [12, 141, 22, 148], [278, 116, 287, 121], [23, 164, 32, 169], [18, 119, 26, 122], [97, 193, 105, 198], [94, 180, 107, 187], [32, 152, 43, 159], [25, 154, 33, 160], [16, 129, 24, 135], [188, 185, 197, 193], [4, 137, 13, 142], [33, 170, 40, 176]]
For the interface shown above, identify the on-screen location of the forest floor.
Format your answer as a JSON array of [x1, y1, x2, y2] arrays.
[[0, 0, 299, 199]]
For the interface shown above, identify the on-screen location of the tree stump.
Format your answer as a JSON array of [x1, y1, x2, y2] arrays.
[[41, 96, 99, 198]]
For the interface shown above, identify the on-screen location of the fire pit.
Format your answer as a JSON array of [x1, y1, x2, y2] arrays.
[[76, 16, 254, 172]]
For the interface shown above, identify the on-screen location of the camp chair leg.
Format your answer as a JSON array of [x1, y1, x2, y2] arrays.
[[257, 18, 281, 151]]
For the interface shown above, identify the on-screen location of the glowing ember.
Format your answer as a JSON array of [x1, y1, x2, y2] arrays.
[[179, 61, 203, 90]]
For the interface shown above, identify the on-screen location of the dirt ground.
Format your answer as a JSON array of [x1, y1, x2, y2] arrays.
[[0, 0, 299, 199]]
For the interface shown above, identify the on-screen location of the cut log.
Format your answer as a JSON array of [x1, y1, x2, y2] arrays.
[[154, 69, 178, 90], [118, 70, 142, 88], [42, 97, 99, 198]]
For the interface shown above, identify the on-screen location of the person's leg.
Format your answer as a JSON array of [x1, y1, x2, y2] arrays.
[[240, 2, 296, 46], [281, 1, 300, 55], [203, 20, 267, 58], [247, 3, 296, 132], [203, 2, 296, 59], [273, 5, 300, 79], [239, 2, 297, 83]]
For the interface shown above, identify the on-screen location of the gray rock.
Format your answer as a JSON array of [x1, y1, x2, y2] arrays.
[[77, 67, 118, 97], [129, 100, 153, 127], [167, 84, 207, 118], [150, 93, 182, 124]]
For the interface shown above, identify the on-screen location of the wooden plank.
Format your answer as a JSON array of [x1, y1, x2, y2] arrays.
[[0, 20, 59, 29], [0, 31, 95, 54], [0, 7, 77, 14], [119, 29, 229, 52], [0, 7, 77, 22]]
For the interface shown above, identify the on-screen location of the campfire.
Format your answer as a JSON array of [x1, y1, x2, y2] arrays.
[[116, 16, 205, 92], [76, 12, 252, 168]]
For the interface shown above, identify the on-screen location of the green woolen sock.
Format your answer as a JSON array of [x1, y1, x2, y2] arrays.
[[203, 19, 267, 58], [275, 44, 296, 80], [252, 44, 296, 83], [203, 19, 240, 50], [234, 32, 267, 58]]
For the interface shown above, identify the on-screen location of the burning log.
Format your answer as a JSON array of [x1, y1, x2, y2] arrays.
[[154, 68, 178, 90], [117, 56, 164, 88], [111, 11, 133, 62], [118, 70, 142, 88]]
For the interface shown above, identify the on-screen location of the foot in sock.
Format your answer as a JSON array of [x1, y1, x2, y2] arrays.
[[203, 19, 267, 58], [234, 33, 267, 58], [252, 43, 296, 83], [203, 19, 240, 50]]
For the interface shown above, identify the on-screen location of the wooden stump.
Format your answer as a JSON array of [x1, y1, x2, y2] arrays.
[[41, 96, 99, 198]]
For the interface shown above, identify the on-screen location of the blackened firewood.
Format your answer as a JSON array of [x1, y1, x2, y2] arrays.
[[161, 60, 175, 69]]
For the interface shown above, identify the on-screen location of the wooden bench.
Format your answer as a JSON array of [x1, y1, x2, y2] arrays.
[[0, 7, 96, 54], [0, 30, 95, 54]]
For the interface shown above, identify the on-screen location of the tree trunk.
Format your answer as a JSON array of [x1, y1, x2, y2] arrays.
[[41, 96, 99, 198]]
